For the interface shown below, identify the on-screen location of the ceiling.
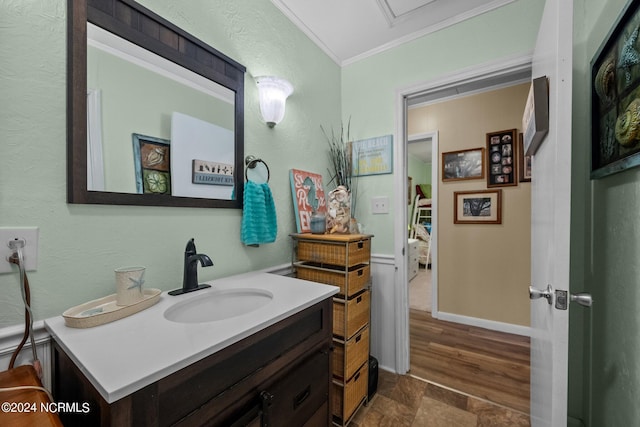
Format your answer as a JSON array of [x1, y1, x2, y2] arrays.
[[270, 0, 516, 66], [270, 0, 526, 164]]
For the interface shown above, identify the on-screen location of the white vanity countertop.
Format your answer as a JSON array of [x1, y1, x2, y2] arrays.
[[44, 272, 338, 403]]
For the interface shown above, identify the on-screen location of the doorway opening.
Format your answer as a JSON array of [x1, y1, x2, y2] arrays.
[[407, 132, 437, 315], [393, 54, 533, 375]]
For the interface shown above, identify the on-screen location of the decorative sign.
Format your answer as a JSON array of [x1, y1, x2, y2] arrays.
[[289, 169, 327, 233], [352, 135, 393, 176], [192, 160, 234, 186]]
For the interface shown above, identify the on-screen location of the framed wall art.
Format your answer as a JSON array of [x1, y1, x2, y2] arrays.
[[518, 133, 532, 182], [522, 76, 549, 156], [132, 133, 171, 195], [453, 189, 502, 224], [591, 0, 640, 179], [442, 147, 485, 182], [486, 129, 517, 187]]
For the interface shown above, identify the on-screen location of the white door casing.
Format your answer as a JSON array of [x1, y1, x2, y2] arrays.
[[529, 0, 573, 425]]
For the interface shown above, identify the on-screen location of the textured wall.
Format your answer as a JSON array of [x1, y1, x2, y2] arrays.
[[0, 0, 341, 327]]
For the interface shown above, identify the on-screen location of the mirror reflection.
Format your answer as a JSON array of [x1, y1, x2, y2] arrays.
[[68, 0, 245, 208], [87, 24, 236, 200]]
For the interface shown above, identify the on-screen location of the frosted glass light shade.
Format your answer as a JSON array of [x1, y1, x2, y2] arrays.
[[255, 76, 293, 128]]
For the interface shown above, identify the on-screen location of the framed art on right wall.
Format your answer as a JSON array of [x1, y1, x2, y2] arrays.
[[591, 0, 640, 179]]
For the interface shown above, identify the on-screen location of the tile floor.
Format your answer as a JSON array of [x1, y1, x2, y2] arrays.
[[350, 369, 530, 427]]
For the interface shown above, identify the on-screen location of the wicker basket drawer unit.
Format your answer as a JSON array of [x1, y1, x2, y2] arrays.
[[296, 263, 370, 298], [332, 363, 369, 424], [333, 325, 369, 380], [291, 233, 373, 426], [295, 234, 371, 268], [333, 290, 370, 339]]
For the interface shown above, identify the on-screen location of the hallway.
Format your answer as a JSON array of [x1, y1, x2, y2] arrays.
[[409, 309, 530, 413]]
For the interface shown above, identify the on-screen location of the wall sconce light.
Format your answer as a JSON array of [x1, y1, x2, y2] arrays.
[[255, 76, 293, 128]]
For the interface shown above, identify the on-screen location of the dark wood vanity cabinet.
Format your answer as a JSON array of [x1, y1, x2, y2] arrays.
[[51, 298, 333, 427]]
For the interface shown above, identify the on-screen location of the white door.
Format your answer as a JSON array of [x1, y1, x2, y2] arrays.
[[529, 0, 574, 426]]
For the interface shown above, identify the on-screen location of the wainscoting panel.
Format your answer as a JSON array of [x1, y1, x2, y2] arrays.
[[370, 254, 396, 373], [0, 321, 52, 390]]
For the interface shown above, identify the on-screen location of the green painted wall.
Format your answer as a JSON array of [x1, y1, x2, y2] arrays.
[[408, 153, 431, 199], [572, 1, 640, 425], [407, 153, 431, 225], [341, 0, 545, 254], [0, 0, 341, 327]]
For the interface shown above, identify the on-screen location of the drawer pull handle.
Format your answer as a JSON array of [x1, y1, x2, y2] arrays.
[[356, 334, 362, 343], [357, 241, 364, 249], [357, 296, 362, 303], [260, 391, 274, 426], [357, 270, 363, 276], [354, 372, 361, 382], [293, 386, 311, 409]]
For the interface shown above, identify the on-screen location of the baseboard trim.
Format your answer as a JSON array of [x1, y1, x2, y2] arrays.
[[436, 311, 531, 337]]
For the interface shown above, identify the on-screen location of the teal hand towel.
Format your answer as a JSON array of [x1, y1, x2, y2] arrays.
[[241, 181, 277, 245]]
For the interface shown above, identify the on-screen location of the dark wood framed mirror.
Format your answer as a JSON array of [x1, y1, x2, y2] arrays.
[[68, 0, 246, 208]]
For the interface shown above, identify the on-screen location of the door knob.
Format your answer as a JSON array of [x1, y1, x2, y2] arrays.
[[529, 284, 553, 305], [570, 292, 593, 307]]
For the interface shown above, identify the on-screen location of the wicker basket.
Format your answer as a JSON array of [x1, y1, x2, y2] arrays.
[[332, 363, 368, 423], [333, 326, 369, 380], [333, 290, 370, 339], [296, 263, 369, 298], [297, 238, 371, 268]]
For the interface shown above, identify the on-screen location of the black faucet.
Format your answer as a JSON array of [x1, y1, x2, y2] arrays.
[[169, 238, 214, 296]]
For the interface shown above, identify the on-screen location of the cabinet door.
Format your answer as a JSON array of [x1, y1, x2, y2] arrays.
[[261, 350, 329, 427]]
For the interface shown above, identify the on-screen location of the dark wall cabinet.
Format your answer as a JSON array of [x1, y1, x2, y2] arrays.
[[52, 298, 333, 426]]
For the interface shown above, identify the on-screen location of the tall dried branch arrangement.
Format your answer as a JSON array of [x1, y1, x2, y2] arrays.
[[321, 119, 359, 216]]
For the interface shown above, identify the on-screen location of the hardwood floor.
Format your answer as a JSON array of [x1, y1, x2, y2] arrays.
[[409, 309, 531, 414]]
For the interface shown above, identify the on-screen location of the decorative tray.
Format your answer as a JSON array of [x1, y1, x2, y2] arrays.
[[62, 289, 162, 328]]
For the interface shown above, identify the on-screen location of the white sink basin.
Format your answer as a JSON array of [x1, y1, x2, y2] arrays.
[[164, 288, 273, 323]]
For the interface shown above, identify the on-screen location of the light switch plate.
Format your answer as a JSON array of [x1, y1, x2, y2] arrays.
[[0, 227, 39, 273], [371, 196, 389, 214]]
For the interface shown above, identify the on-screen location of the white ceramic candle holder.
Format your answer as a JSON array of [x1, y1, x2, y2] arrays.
[[115, 266, 146, 306]]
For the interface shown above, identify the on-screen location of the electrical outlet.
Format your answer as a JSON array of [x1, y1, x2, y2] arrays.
[[0, 227, 39, 273], [371, 196, 389, 214]]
